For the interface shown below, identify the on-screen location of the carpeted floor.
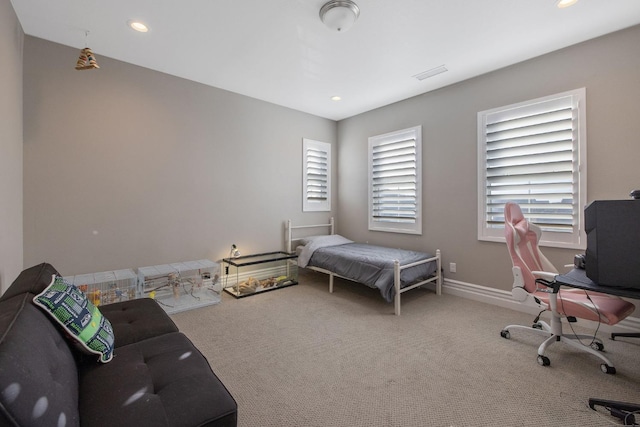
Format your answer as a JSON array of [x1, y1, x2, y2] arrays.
[[171, 269, 640, 427]]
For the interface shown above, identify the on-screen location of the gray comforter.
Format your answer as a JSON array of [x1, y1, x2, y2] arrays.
[[305, 242, 437, 303]]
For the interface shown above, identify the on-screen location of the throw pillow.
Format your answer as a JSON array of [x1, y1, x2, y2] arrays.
[[33, 275, 115, 363]]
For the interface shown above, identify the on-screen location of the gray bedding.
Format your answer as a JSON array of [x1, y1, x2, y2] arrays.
[[307, 243, 437, 303]]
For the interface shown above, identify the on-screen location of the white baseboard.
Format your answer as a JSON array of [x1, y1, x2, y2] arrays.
[[442, 278, 640, 335]]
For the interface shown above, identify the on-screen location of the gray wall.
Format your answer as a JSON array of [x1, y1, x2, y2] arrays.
[[0, 0, 24, 294], [23, 37, 336, 275], [337, 25, 640, 293], [20, 24, 640, 296]]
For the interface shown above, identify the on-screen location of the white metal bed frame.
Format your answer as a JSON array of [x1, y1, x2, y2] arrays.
[[285, 218, 442, 315]]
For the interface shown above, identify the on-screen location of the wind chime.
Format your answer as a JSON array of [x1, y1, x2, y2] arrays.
[[75, 31, 100, 70]]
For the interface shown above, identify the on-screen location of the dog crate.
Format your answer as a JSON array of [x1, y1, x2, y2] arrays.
[[64, 269, 138, 306], [137, 259, 221, 314]]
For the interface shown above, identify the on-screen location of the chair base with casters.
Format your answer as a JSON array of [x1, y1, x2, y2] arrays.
[[501, 306, 616, 374], [500, 274, 626, 374]]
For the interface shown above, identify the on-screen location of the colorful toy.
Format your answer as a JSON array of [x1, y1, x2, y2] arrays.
[[87, 289, 101, 306], [75, 47, 100, 70]]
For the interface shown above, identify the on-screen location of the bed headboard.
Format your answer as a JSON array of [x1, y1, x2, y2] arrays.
[[285, 217, 334, 253]]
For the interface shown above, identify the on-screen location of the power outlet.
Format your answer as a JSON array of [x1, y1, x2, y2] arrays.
[[449, 262, 457, 273]]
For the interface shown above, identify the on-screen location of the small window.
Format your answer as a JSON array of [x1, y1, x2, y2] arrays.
[[477, 88, 587, 249], [368, 126, 422, 234], [303, 139, 331, 212]]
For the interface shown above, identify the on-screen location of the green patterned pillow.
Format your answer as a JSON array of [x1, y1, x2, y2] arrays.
[[33, 275, 115, 363]]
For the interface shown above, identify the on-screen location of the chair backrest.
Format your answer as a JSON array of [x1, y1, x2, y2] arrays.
[[504, 202, 558, 293]]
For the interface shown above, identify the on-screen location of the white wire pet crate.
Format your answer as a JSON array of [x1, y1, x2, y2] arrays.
[[64, 269, 138, 306], [137, 259, 221, 314]]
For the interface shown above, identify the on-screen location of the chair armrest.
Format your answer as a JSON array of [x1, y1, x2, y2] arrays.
[[531, 271, 557, 281], [531, 270, 562, 294]]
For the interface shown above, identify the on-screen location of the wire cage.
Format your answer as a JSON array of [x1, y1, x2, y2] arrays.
[[137, 259, 221, 314], [64, 269, 138, 306]]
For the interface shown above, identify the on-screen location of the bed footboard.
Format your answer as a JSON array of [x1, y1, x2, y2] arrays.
[[393, 249, 441, 316]]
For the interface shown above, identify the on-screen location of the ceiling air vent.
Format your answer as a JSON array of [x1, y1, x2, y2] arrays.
[[413, 65, 448, 81]]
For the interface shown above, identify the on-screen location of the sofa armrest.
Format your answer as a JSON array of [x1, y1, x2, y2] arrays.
[[0, 263, 59, 302], [0, 293, 81, 426]]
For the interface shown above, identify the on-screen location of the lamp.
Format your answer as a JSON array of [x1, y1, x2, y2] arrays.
[[230, 244, 241, 258], [319, 0, 360, 32]]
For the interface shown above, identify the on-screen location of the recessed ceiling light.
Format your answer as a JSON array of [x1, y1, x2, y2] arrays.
[[331, 96, 342, 101], [556, 0, 578, 8], [128, 20, 149, 32]]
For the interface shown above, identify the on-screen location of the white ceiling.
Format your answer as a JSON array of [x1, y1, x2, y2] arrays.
[[10, 0, 640, 121]]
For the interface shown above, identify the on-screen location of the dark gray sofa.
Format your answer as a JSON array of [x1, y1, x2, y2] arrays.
[[0, 263, 237, 426]]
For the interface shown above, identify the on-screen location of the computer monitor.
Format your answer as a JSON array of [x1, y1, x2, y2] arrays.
[[584, 199, 640, 289]]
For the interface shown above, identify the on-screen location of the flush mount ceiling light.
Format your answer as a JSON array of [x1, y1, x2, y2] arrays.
[[128, 20, 149, 32], [556, 0, 579, 8], [331, 95, 342, 101], [320, 0, 360, 32]]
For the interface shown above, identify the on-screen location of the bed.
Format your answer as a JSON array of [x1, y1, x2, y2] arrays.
[[286, 218, 441, 315]]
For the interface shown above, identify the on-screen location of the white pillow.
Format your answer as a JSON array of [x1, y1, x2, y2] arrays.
[[297, 234, 354, 268], [300, 234, 352, 246], [299, 235, 322, 245]]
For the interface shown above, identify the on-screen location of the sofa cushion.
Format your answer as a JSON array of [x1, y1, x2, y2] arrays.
[[0, 262, 60, 302], [78, 332, 238, 427], [100, 298, 179, 347], [33, 276, 115, 363], [0, 293, 81, 426]]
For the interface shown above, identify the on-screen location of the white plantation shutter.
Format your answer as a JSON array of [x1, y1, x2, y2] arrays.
[[372, 139, 417, 222], [306, 148, 328, 201], [477, 89, 587, 249], [303, 139, 331, 212], [369, 126, 422, 234]]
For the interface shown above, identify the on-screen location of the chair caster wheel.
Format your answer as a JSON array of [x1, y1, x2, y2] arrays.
[[600, 364, 616, 375], [537, 355, 550, 366], [590, 342, 604, 351], [500, 330, 510, 339]]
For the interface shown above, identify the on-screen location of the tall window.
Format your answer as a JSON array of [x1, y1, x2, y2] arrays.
[[303, 138, 331, 212], [368, 126, 422, 234], [477, 88, 587, 249]]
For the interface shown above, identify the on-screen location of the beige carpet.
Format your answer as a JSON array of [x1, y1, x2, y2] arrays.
[[171, 270, 640, 427]]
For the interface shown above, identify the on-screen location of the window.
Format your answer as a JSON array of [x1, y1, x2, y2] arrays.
[[303, 138, 331, 212], [477, 88, 587, 249], [368, 126, 422, 234]]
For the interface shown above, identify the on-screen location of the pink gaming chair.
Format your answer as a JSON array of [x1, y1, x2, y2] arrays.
[[500, 202, 635, 374]]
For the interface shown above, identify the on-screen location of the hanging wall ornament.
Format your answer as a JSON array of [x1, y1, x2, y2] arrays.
[[75, 31, 99, 70], [75, 47, 100, 70]]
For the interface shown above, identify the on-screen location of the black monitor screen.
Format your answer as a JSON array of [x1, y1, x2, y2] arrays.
[[585, 199, 640, 289]]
